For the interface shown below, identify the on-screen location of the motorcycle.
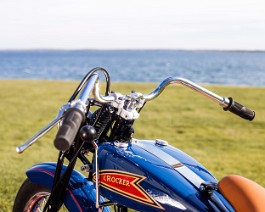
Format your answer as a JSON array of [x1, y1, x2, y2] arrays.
[[13, 67, 264, 212]]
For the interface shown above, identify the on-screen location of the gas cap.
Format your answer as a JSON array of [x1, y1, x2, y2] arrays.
[[155, 139, 168, 146]]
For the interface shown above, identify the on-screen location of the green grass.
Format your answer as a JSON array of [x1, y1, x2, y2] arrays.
[[0, 80, 265, 211]]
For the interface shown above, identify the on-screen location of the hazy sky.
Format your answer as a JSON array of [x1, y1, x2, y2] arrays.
[[0, 0, 264, 50]]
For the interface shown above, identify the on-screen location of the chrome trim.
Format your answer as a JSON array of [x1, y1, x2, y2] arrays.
[[78, 74, 99, 104], [92, 141, 100, 209], [93, 80, 115, 103], [114, 141, 129, 148], [143, 77, 230, 107], [155, 139, 168, 146], [70, 99, 87, 113], [24, 191, 50, 211], [152, 194, 187, 210], [16, 116, 63, 154]]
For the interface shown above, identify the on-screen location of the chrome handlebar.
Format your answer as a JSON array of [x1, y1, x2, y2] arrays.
[[94, 76, 230, 108], [16, 72, 240, 154], [143, 77, 230, 107]]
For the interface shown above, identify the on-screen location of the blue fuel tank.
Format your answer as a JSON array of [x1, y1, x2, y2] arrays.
[[96, 139, 233, 211]]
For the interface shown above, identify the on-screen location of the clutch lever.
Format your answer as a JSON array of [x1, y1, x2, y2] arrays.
[[16, 115, 63, 154], [16, 103, 70, 154]]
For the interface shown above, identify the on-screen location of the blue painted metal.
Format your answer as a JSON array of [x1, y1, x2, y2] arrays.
[[96, 140, 234, 211], [26, 162, 110, 212]]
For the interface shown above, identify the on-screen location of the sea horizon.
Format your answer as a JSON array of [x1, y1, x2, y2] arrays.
[[0, 49, 264, 86], [1, 48, 265, 52]]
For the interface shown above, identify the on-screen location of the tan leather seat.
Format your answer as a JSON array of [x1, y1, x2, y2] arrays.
[[218, 175, 265, 212]]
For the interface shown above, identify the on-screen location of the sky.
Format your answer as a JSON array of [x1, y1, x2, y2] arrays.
[[0, 0, 265, 50]]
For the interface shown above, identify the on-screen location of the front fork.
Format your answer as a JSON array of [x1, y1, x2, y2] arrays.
[[43, 135, 113, 211], [44, 150, 79, 211], [44, 133, 90, 211]]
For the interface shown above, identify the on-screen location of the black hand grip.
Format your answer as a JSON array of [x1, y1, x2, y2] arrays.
[[54, 108, 85, 151], [224, 97, 255, 121]]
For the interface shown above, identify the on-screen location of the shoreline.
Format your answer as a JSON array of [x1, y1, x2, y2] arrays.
[[0, 78, 264, 88]]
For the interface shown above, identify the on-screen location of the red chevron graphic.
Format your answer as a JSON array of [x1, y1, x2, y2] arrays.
[[93, 170, 163, 209]]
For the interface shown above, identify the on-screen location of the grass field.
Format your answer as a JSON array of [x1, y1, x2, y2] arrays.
[[0, 80, 264, 211]]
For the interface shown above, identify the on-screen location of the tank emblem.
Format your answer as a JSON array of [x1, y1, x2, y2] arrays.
[[93, 170, 164, 209]]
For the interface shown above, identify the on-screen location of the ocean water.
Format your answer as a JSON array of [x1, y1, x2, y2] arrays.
[[0, 50, 264, 86]]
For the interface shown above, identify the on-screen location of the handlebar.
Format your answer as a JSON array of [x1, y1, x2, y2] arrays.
[[94, 77, 231, 106], [94, 76, 255, 121], [142, 77, 255, 121], [16, 69, 255, 154], [143, 77, 231, 105]]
